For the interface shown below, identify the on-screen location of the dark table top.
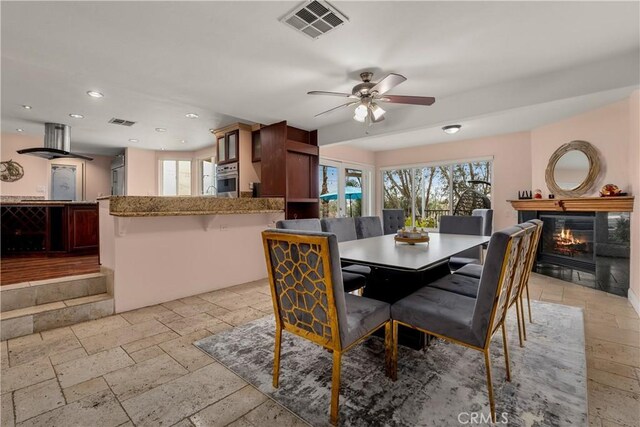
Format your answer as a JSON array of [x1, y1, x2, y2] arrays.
[[338, 232, 490, 272]]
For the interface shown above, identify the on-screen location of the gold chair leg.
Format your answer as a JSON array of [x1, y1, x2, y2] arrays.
[[484, 350, 496, 423], [384, 322, 394, 379], [391, 321, 398, 381], [519, 294, 527, 341], [501, 322, 511, 382], [515, 300, 524, 348], [273, 326, 282, 388], [330, 350, 342, 426], [525, 282, 533, 323]]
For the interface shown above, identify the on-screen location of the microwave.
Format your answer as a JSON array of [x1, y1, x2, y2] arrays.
[[216, 162, 238, 198]]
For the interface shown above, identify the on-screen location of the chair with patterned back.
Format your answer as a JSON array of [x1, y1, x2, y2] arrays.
[[507, 222, 537, 346], [521, 219, 543, 324], [262, 229, 392, 425], [390, 226, 525, 421], [382, 209, 405, 235]]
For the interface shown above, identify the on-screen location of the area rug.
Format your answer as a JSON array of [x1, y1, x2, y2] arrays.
[[195, 301, 587, 426]]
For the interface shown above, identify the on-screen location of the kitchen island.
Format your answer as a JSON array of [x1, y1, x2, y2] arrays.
[[98, 196, 284, 312]]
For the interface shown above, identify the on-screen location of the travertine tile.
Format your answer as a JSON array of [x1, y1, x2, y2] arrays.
[[121, 331, 180, 354], [0, 287, 36, 312], [128, 345, 165, 363], [225, 417, 255, 427], [158, 330, 215, 372], [1, 316, 34, 341], [120, 305, 179, 325], [212, 295, 257, 311], [164, 313, 222, 336], [198, 290, 240, 304], [32, 304, 92, 332], [215, 307, 265, 327], [615, 316, 640, 332], [104, 353, 188, 401], [0, 281, 30, 291], [588, 357, 640, 380], [13, 378, 65, 422], [243, 400, 309, 427], [55, 347, 134, 388], [588, 368, 640, 393], [204, 305, 232, 319], [250, 300, 274, 313], [79, 319, 170, 354], [62, 377, 110, 403], [587, 301, 639, 319], [7, 333, 42, 350], [64, 293, 110, 307], [2, 302, 66, 320], [586, 323, 640, 348], [116, 422, 134, 427], [49, 347, 88, 366], [71, 315, 130, 339], [121, 362, 246, 427], [161, 300, 188, 311], [17, 389, 129, 427], [1, 357, 55, 393], [35, 281, 89, 305], [588, 338, 640, 368], [1, 340, 8, 368], [190, 385, 267, 427], [171, 419, 194, 427], [40, 327, 75, 341], [1, 392, 14, 427], [588, 381, 640, 427], [9, 333, 81, 367]]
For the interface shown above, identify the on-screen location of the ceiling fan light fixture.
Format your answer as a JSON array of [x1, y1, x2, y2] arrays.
[[442, 124, 462, 134], [353, 113, 365, 123], [370, 103, 385, 121], [354, 104, 368, 119]]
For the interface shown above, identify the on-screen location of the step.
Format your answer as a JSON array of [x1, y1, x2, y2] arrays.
[[0, 272, 107, 312], [0, 293, 113, 341]]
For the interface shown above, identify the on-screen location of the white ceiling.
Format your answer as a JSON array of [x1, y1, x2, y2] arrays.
[[1, 1, 639, 155]]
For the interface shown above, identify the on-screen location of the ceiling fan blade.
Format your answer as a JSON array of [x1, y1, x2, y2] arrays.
[[314, 101, 359, 117], [308, 91, 359, 98], [370, 73, 407, 95], [378, 95, 436, 106]]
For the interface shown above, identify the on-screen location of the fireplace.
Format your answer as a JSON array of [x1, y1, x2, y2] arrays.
[[539, 213, 595, 272], [517, 209, 631, 297]]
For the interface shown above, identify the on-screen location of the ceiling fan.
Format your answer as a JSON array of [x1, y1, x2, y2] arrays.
[[308, 72, 435, 124]]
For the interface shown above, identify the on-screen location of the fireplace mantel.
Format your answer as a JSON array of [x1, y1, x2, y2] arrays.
[[508, 196, 634, 212]]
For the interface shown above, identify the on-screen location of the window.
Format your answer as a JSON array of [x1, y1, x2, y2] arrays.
[[161, 160, 192, 196], [319, 164, 339, 218], [382, 159, 492, 229], [200, 159, 215, 195]]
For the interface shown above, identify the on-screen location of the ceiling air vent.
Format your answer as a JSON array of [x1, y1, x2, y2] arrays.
[[108, 118, 136, 126], [281, 0, 348, 40]]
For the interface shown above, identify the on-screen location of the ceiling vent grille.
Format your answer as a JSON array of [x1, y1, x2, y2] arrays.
[[281, 1, 348, 40], [108, 118, 136, 126]]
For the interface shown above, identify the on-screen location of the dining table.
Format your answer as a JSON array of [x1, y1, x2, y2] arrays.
[[339, 232, 491, 348]]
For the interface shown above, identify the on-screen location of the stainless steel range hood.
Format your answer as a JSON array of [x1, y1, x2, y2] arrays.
[[17, 123, 93, 161]]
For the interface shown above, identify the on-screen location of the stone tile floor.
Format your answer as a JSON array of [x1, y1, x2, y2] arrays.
[[1, 273, 638, 427]]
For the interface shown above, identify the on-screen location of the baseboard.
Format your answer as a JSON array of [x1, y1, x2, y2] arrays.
[[628, 287, 640, 316]]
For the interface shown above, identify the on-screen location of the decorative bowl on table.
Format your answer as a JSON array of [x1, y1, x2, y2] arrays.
[[395, 228, 430, 245]]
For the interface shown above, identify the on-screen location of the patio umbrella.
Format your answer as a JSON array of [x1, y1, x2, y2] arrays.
[[319, 186, 362, 201]]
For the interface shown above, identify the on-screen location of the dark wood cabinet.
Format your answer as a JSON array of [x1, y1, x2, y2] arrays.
[[260, 121, 319, 219], [251, 130, 261, 162], [67, 205, 99, 252], [217, 130, 239, 165]]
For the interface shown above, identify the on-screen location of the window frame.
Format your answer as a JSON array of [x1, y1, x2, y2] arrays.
[[159, 158, 193, 196]]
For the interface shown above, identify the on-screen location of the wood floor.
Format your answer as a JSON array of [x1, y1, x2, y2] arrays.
[[0, 255, 101, 285]]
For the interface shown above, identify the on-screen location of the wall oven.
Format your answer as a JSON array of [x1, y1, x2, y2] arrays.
[[216, 162, 238, 198]]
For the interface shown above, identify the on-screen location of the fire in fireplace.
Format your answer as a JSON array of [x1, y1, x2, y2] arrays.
[[539, 214, 595, 271], [554, 227, 589, 257]]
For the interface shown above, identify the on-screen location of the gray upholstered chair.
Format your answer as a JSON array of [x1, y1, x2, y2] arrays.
[[472, 209, 494, 236], [382, 209, 405, 235], [439, 215, 484, 270], [321, 217, 372, 280], [262, 229, 392, 425], [355, 216, 383, 239], [390, 226, 525, 422], [276, 219, 367, 291], [275, 218, 322, 231]]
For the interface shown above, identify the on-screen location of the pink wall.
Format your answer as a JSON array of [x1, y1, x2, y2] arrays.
[[628, 91, 640, 311], [320, 144, 376, 166], [125, 147, 157, 196], [374, 132, 532, 231], [1, 132, 111, 200], [531, 100, 631, 196]]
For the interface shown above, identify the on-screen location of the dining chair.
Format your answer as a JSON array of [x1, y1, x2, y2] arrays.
[[276, 219, 367, 292], [262, 229, 393, 425], [472, 209, 494, 236], [390, 226, 525, 422], [355, 216, 384, 239], [321, 218, 372, 281], [439, 215, 484, 270], [521, 219, 543, 324], [382, 209, 405, 235]]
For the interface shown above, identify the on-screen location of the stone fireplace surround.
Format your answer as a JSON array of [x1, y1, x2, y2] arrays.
[[510, 197, 634, 297]]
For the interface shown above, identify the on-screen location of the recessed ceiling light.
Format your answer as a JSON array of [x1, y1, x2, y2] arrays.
[[155, 128, 166, 132], [209, 128, 215, 133], [180, 140, 186, 144], [442, 124, 462, 134], [185, 113, 199, 119], [161, 147, 165, 151], [22, 105, 32, 110], [86, 90, 104, 98], [16, 128, 24, 132], [69, 113, 84, 119], [129, 139, 139, 143]]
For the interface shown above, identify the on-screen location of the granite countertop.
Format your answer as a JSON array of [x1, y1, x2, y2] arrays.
[[100, 196, 285, 217], [0, 200, 98, 206]]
